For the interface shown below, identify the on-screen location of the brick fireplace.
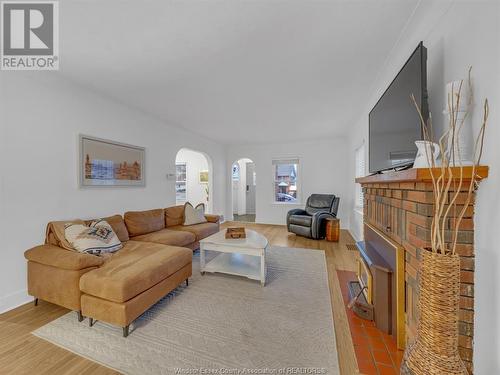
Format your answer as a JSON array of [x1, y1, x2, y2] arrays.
[[356, 166, 489, 374]]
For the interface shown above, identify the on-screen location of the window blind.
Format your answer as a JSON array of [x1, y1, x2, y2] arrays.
[[272, 158, 300, 165], [355, 144, 366, 208]]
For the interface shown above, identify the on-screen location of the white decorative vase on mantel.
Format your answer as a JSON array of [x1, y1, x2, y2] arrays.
[[413, 140, 441, 168], [444, 80, 474, 166]]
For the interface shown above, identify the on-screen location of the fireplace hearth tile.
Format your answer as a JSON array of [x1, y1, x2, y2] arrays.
[[373, 349, 393, 366], [337, 270, 404, 375], [378, 364, 397, 375]]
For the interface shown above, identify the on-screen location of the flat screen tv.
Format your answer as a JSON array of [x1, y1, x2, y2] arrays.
[[369, 42, 428, 173]]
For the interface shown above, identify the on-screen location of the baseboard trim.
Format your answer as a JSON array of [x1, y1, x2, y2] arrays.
[[348, 228, 362, 242], [0, 289, 31, 314]]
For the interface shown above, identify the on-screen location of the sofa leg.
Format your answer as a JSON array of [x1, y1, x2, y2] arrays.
[[186, 278, 189, 287], [34, 298, 38, 307], [123, 325, 129, 338], [77, 311, 84, 322], [89, 317, 95, 327]]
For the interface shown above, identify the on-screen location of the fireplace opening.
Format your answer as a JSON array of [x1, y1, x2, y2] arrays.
[[355, 223, 406, 349]]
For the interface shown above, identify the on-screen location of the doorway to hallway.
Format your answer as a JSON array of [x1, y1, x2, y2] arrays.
[[231, 158, 256, 223], [175, 148, 213, 213]]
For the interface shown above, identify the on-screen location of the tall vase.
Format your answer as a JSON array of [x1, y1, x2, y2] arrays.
[[444, 79, 474, 166], [401, 249, 468, 375]]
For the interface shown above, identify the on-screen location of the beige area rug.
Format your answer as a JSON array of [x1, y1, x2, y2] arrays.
[[33, 246, 339, 374]]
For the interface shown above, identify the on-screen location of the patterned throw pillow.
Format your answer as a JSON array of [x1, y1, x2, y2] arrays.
[[183, 202, 207, 226], [64, 220, 123, 255]]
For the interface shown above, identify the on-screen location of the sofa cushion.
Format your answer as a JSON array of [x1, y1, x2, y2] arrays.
[[124, 209, 165, 236], [205, 214, 221, 223], [169, 222, 219, 241], [183, 202, 207, 226], [79, 240, 192, 303], [101, 215, 129, 242], [132, 228, 195, 247], [289, 215, 312, 227], [165, 205, 184, 227]]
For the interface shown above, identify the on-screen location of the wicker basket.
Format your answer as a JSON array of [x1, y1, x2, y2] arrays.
[[401, 248, 468, 375]]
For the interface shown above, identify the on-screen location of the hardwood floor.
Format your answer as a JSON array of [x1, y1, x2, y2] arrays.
[[0, 301, 118, 375], [0, 223, 359, 375], [232, 214, 256, 223]]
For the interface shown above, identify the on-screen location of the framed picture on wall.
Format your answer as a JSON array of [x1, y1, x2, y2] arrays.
[[79, 135, 145, 187], [199, 170, 209, 184]]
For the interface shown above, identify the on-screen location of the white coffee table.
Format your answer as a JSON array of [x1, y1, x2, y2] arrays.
[[199, 229, 269, 286]]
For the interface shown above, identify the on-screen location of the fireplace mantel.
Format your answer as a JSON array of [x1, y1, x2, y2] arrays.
[[356, 166, 489, 184], [355, 166, 489, 374]]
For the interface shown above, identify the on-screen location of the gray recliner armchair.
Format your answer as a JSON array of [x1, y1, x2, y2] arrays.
[[287, 194, 340, 239]]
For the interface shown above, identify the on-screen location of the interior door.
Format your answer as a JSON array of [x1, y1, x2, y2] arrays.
[[232, 180, 239, 214], [245, 162, 256, 214]]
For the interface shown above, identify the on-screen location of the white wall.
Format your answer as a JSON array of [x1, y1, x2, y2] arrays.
[[346, 1, 500, 372], [226, 139, 349, 226], [0, 74, 8, 311], [175, 148, 211, 211], [0, 73, 227, 314]]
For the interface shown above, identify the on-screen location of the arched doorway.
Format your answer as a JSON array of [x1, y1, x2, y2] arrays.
[[231, 158, 256, 222], [175, 148, 213, 213]]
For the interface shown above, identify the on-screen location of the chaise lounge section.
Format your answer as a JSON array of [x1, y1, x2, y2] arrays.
[[80, 240, 192, 337]]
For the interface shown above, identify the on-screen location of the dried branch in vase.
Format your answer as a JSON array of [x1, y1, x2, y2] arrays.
[[410, 67, 488, 255]]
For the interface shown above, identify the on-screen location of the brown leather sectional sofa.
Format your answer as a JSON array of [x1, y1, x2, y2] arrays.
[[24, 205, 220, 337]]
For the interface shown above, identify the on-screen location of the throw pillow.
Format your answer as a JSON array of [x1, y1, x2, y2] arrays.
[[64, 220, 123, 255], [183, 202, 207, 226]]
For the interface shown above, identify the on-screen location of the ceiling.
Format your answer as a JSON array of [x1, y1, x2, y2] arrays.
[[59, 0, 419, 144]]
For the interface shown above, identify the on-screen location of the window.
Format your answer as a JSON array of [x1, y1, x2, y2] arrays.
[[175, 163, 187, 204], [232, 163, 240, 181], [273, 159, 299, 203], [355, 144, 366, 208]]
